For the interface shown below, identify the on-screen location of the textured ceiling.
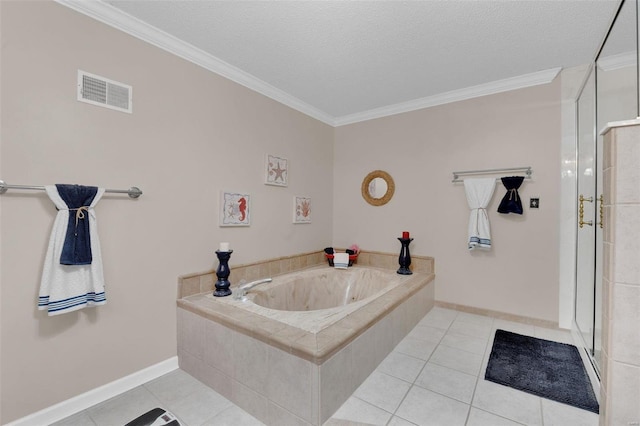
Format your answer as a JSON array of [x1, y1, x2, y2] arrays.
[[102, 0, 621, 122]]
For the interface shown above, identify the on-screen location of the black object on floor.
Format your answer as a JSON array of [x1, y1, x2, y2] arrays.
[[124, 407, 180, 426], [485, 329, 599, 414]]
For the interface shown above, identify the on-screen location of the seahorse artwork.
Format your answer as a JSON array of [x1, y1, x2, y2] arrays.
[[238, 197, 247, 221], [221, 191, 251, 226]]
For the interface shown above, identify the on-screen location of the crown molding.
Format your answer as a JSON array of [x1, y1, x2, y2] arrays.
[[54, 0, 563, 129], [597, 51, 636, 71], [334, 67, 562, 126], [54, 0, 336, 126]]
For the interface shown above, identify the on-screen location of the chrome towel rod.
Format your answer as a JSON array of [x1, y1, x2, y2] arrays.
[[452, 166, 532, 183], [0, 180, 143, 198]]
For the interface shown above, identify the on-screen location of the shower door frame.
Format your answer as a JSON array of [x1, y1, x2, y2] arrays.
[[574, 65, 601, 377], [572, 0, 638, 377]]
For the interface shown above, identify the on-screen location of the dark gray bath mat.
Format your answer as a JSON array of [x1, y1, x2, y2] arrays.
[[485, 329, 599, 414]]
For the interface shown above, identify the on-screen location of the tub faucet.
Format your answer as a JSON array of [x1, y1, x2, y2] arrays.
[[233, 278, 272, 300]]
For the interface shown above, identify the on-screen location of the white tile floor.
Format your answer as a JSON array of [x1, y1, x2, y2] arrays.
[[53, 307, 600, 426]]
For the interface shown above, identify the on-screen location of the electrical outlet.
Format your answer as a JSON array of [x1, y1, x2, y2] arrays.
[[530, 198, 540, 208]]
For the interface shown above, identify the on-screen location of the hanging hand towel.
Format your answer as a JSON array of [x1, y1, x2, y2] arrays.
[[333, 252, 349, 269], [497, 176, 525, 214], [463, 178, 496, 250], [38, 184, 107, 315]]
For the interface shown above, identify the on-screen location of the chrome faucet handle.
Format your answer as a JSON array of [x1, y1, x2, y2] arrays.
[[233, 278, 272, 300], [233, 279, 247, 300]]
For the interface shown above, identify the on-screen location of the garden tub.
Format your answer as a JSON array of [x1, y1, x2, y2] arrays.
[[177, 265, 435, 425]]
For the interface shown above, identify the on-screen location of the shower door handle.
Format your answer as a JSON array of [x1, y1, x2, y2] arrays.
[[579, 195, 593, 228]]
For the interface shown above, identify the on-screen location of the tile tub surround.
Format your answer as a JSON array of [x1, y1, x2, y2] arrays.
[[177, 263, 434, 425], [179, 267, 433, 363], [177, 250, 435, 299]]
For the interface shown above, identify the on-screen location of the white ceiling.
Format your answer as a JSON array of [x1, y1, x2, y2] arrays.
[[69, 1, 621, 125]]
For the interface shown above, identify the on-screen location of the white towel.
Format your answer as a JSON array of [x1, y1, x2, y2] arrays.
[[333, 252, 350, 269], [463, 178, 496, 250], [38, 185, 107, 315]]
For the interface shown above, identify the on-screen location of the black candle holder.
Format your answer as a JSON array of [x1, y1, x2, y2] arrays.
[[397, 238, 413, 275], [213, 250, 233, 297]]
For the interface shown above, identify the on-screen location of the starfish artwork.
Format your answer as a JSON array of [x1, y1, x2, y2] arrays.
[[272, 163, 286, 181], [265, 155, 288, 186]]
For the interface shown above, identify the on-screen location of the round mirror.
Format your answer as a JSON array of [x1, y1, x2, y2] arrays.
[[368, 177, 388, 199], [361, 170, 395, 206]]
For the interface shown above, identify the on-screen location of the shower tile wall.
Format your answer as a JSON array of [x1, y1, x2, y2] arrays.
[[600, 121, 640, 426], [177, 251, 434, 299]]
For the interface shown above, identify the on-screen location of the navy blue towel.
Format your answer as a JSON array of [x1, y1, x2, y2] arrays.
[[56, 184, 98, 265], [497, 176, 524, 215]]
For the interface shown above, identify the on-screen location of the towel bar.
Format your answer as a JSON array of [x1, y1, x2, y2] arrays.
[[0, 180, 143, 198], [451, 166, 532, 183]]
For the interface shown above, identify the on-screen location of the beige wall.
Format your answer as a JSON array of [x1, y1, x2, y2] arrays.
[[333, 80, 561, 322], [0, 1, 334, 422], [1, 1, 567, 423]]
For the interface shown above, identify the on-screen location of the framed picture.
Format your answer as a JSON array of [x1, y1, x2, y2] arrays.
[[265, 154, 288, 186], [293, 196, 311, 224], [220, 191, 251, 226]]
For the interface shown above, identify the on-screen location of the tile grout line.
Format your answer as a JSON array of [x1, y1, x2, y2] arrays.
[[331, 310, 455, 426], [384, 310, 459, 425], [62, 309, 590, 426], [464, 318, 495, 425]]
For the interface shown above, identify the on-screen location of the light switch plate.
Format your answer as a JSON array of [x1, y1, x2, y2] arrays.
[[530, 198, 540, 208]]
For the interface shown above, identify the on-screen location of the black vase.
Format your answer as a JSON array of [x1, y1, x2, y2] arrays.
[[213, 250, 233, 297], [397, 238, 413, 275]]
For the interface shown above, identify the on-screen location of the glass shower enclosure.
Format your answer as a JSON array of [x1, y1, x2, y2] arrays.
[[574, 0, 639, 375]]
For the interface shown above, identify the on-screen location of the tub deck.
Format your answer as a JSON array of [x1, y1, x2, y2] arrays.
[[178, 266, 434, 364], [177, 261, 435, 425]]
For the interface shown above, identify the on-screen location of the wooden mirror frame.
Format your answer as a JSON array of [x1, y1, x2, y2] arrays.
[[361, 170, 395, 206]]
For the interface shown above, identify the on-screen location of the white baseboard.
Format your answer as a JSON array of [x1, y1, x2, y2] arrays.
[[5, 357, 178, 426]]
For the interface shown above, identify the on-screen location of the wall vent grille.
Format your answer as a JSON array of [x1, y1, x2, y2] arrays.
[[77, 70, 132, 113]]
